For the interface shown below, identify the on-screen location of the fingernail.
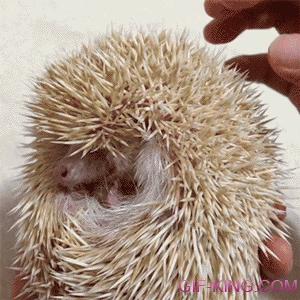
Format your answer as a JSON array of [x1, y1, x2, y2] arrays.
[[269, 34, 300, 69]]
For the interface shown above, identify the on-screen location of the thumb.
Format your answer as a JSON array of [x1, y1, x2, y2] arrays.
[[268, 34, 300, 87]]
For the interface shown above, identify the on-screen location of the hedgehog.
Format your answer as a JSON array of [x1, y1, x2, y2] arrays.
[[13, 29, 288, 299]]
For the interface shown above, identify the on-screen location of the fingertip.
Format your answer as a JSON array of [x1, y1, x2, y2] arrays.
[[269, 34, 300, 67], [12, 274, 28, 300], [204, 19, 242, 44], [225, 54, 270, 83], [12, 278, 22, 299], [259, 235, 293, 279], [225, 55, 250, 69], [268, 34, 300, 83], [224, 56, 252, 78], [203, 21, 220, 44]]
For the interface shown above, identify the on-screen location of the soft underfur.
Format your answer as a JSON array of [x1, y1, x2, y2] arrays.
[[13, 29, 287, 299]]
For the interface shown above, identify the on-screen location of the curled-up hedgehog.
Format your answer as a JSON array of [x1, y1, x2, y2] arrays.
[[13, 29, 289, 299]]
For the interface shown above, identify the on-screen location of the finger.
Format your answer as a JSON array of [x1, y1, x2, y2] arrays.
[[204, 2, 299, 44], [269, 34, 300, 109], [204, 17, 247, 44], [259, 235, 293, 279], [225, 54, 292, 96], [204, 8, 277, 44], [274, 1, 300, 34], [221, 0, 264, 11], [12, 276, 27, 300], [288, 85, 300, 110], [204, 0, 262, 18], [269, 34, 300, 86], [204, 0, 234, 18], [225, 54, 300, 111]]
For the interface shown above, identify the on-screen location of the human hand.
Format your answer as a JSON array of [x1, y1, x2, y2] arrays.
[[204, 0, 300, 111], [204, 0, 295, 279], [12, 273, 28, 300]]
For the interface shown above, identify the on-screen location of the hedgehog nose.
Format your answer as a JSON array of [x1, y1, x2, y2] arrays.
[[60, 167, 68, 178], [57, 165, 69, 182], [55, 163, 73, 188]]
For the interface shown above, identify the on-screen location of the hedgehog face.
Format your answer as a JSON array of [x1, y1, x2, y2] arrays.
[[53, 145, 139, 207]]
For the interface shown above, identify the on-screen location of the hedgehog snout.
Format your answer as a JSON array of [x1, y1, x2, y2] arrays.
[[53, 147, 137, 205], [55, 152, 107, 189]]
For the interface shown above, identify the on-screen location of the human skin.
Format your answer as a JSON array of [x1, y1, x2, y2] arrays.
[[12, 1, 298, 298], [204, 0, 299, 280], [204, 0, 300, 110]]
